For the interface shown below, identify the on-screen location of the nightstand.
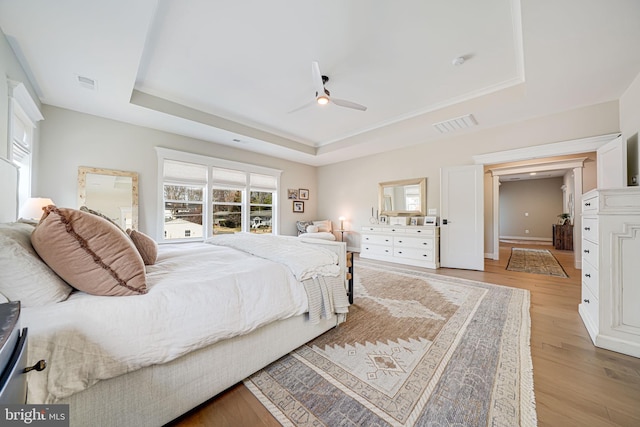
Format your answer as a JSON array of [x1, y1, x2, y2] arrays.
[[346, 252, 354, 304]]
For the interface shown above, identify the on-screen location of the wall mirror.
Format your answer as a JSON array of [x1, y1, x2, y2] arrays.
[[379, 177, 427, 216], [78, 166, 139, 230]]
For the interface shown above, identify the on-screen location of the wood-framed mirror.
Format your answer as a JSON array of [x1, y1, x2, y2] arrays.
[[379, 177, 427, 216], [78, 166, 139, 230]]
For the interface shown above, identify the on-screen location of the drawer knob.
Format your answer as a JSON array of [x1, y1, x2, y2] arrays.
[[398, 240, 403, 243], [584, 227, 590, 231], [25, 359, 47, 373], [585, 202, 591, 206], [585, 273, 591, 278], [416, 230, 422, 233], [584, 249, 590, 254], [398, 251, 403, 254], [583, 299, 590, 304]]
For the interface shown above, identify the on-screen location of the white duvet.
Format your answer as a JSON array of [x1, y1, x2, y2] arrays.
[[22, 241, 315, 403]]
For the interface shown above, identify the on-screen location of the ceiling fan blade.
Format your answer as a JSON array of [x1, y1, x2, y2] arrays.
[[311, 61, 325, 93], [331, 97, 367, 111], [287, 99, 316, 114]]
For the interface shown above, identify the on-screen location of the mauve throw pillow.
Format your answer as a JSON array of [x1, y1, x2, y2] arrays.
[[30, 206, 147, 296], [127, 229, 158, 265]]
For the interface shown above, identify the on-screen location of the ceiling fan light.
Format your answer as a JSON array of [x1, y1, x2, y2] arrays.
[[317, 95, 329, 105]]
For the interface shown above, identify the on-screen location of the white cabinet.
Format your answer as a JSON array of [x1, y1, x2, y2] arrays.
[[360, 225, 439, 269], [579, 188, 640, 357]]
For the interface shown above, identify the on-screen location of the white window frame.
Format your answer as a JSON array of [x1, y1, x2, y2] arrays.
[[156, 147, 281, 242]]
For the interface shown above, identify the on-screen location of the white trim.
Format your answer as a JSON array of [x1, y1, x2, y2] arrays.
[[473, 133, 620, 165], [8, 80, 43, 124], [488, 157, 588, 177]]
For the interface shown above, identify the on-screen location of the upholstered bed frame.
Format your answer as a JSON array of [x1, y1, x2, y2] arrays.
[[0, 158, 345, 426]]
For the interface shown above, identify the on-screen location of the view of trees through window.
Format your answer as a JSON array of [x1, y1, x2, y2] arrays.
[[249, 191, 272, 234], [164, 184, 203, 239]]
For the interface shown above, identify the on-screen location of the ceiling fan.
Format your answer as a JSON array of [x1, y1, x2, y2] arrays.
[[289, 61, 367, 113]]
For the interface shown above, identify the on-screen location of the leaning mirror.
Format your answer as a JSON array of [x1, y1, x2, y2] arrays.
[[78, 166, 139, 230], [379, 177, 427, 216]]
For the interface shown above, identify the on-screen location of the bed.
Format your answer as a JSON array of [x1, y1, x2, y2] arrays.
[[0, 159, 349, 426]]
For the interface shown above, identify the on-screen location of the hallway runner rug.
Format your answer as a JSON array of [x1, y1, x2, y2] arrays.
[[244, 261, 537, 427], [506, 248, 568, 278]]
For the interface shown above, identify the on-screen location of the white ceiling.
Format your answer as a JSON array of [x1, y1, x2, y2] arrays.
[[1, 0, 639, 166]]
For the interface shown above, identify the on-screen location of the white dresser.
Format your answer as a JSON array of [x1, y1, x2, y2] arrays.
[[360, 225, 440, 269], [579, 188, 640, 358]]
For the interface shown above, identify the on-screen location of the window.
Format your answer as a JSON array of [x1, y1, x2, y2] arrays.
[[7, 81, 43, 208], [157, 148, 281, 241]]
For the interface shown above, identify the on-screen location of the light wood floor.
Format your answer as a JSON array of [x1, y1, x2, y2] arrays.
[[170, 243, 640, 427]]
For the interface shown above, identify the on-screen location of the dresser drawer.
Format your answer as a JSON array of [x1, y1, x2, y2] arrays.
[[404, 227, 434, 237], [582, 217, 598, 243], [361, 226, 383, 233], [582, 193, 598, 213], [361, 234, 392, 246], [581, 282, 599, 330], [394, 247, 433, 262], [582, 259, 599, 298], [394, 236, 433, 250], [361, 244, 392, 257], [582, 239, 598, 267]]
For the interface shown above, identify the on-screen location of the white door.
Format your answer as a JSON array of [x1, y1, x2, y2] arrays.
[[597, 135, 626, 189], [440, 165, 484, 270]]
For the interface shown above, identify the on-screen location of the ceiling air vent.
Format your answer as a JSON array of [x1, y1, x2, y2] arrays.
[[76, 75, 97, 91], [433, 114, 477, 134]]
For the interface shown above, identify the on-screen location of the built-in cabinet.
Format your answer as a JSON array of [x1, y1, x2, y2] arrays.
[[579, 188, 640, 357], [360, 225, 440, 269]]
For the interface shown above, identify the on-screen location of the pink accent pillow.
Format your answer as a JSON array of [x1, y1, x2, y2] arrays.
[[127, 229, 158, 265], [31, 206, 147, 296]]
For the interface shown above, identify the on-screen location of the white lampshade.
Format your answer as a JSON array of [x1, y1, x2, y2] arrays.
[[19, 197, 55, 220]]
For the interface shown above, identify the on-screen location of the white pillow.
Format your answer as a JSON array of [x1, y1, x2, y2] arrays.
[[0, 222, 73, 306], [306, 225, 319, 233], [313, 220, 332, 233], [299, 232, 336, 241]]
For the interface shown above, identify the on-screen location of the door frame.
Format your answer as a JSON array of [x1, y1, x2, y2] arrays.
[[472, 132, 620, 266]]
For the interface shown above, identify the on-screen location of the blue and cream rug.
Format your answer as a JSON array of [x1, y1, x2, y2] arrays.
[[245, 261, 537, 426]]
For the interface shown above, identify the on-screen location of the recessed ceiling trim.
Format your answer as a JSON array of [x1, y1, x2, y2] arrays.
[[130, 89, 316, 156]]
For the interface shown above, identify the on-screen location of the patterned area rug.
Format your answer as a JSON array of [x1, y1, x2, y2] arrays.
[[244, 261, 537, 426], [506, 248, 568, 278]]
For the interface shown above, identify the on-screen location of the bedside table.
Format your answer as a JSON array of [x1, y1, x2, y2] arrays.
[[346, 252, 354, 304]]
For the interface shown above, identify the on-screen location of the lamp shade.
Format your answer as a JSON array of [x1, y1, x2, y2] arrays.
[[19, 197, 55, 220]]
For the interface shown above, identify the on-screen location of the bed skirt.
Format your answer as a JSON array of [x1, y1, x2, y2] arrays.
[[59, 313, 339, 427]]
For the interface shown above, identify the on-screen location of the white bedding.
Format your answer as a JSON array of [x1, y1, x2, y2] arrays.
[[23, 242, 316, 403]]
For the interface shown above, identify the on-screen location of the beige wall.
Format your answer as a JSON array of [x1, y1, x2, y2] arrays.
[[620, 71, 640, 185], [0, 30, 41, 161], [499, 178, 563, 241], [37, 106, 318, 237], [318, 102, 620, 252]]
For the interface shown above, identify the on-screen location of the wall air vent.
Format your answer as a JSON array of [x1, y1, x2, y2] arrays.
[[76, 75, 97, 91], [433, 113, 477, 134]]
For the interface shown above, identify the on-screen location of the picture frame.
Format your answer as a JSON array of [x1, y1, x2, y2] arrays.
[[410, 217, 418, 226], [379, 215, 388, 224], [293, 201, 304, 213], [287, 189, 299, 200], [299, 188, 309, 200]]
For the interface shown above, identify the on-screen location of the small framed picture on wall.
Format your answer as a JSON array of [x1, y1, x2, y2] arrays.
[[288, 189, 299, 199], [293, 201, 304, 213], [299, 189, 309, 200]]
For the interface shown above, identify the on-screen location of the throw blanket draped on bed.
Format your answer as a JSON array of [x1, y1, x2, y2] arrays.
[[207, 234, 349, 324]]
